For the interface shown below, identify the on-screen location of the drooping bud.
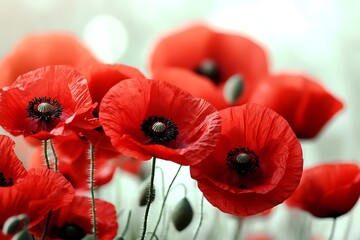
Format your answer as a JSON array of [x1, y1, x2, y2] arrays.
[[3, 214, 29, 236], [171, 197, 194, 231], [223, 74, 244, 104], [11, 229, 32, 240], [139, 183, 156, 206]]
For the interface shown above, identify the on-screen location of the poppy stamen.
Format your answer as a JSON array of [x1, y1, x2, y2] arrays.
[[141, 116, 179, 144], [226, 147, 259, 175], [0, 172, 13, 187], [194, 59, 220, 84], [27, 97, 63, 123]]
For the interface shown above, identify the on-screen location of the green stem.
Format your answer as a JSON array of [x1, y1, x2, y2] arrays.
[[329, 218, 337, 240], [344, 213, 353, 240], [120, 210, 132, 238], [193, 194, 204, 240], [233, 217, 244, 240], [90, 144, 97, 238], [150, 165, 182, 239], [49, 139, 58, 172], [140, 157, 157, 240], [41, 211, 52, 240], [43, 140, 50, 169], [41, 139, 52, 239]]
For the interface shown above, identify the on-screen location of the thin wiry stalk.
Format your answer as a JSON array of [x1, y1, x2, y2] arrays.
[[89, 144, 97, 238], [329, 218, 337, 240], [150, 165, 182, 240], [41, 211, 52, 240], [193, 195, 204, 240], [49, 139, 58, 172], [43, 140, 50, 169], [120, 210, 132, 238], [140, 157, 157, 240]]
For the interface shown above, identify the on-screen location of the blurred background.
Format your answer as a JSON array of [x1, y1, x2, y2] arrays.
[[1, 0, 359, 239]]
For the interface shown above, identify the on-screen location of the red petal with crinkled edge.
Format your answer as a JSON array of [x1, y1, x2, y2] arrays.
[[152, 68, 228, 110], [82, 63, 145, 114], [248, 73, 343, 138], [286, 162, 360, 218], [79, 63, 144, 151], [150, 24, 269, 106], [0, 32, 98, 87], [0, 135, 27, 184], [0, 65, 98, 140], [190, 104, 303, 216], [0, 169, 74, 227], [100, 78, 221, 166], [30, 196, 118, 240]]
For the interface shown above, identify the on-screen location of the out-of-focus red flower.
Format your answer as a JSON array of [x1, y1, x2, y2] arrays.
[[0, 135, 74, 228], [30, 196, 118, 240], [248, 74, 343, 138], [100, 78, 221, 166], [0, 32, 98, 87], [0, 65, 98, 140], [286, 162, 360, 218], [150, 24, 269, 108], [190, 104, 303, 216]]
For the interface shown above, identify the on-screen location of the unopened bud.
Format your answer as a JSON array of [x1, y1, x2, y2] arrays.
[[171, 197, 193, 231], [3, 214, 29, 235], [11, 229, 32, 240], [139, 183, 156, 206], [223, 74, 244, 104]]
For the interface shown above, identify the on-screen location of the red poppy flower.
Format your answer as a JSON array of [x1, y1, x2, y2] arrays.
[[247, 73, 343, 138], [286, 162, 360, 218], [0, 135, 74, 228], [0, 32, 98, 87], [0, 65, 99, 140], [79, 62, 145, 152], [100, 78, 221, 165], [190, 104, 303, 216], [30, 196, 118, 240], [150, 24, 269, 108]]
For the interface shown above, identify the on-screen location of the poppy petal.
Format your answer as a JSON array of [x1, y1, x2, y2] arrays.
[[100, 78, 221, 165]]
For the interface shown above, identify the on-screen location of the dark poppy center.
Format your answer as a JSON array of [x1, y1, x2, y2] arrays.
[[194, 59, 220, 84], [27, 97, 62, 123], [226, 147, 259, 175], [141, 116, 178, 144], [58, 223, 86, 240], [0, 172, 13, 187]]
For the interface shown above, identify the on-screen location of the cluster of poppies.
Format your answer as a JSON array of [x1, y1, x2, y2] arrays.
[[0, 23, 359, 240]]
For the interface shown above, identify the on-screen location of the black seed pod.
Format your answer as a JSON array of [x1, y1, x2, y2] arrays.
[[171, 197, 194, 231], [139, 183, 156, 207]]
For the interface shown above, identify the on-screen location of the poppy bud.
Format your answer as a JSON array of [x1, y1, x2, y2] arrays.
[[139, 183, 156, 206], [171, 197, 194, 231], [11, 229, 32, 240], [3, 214, 29, 235], [223, 74, 244, 104]]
